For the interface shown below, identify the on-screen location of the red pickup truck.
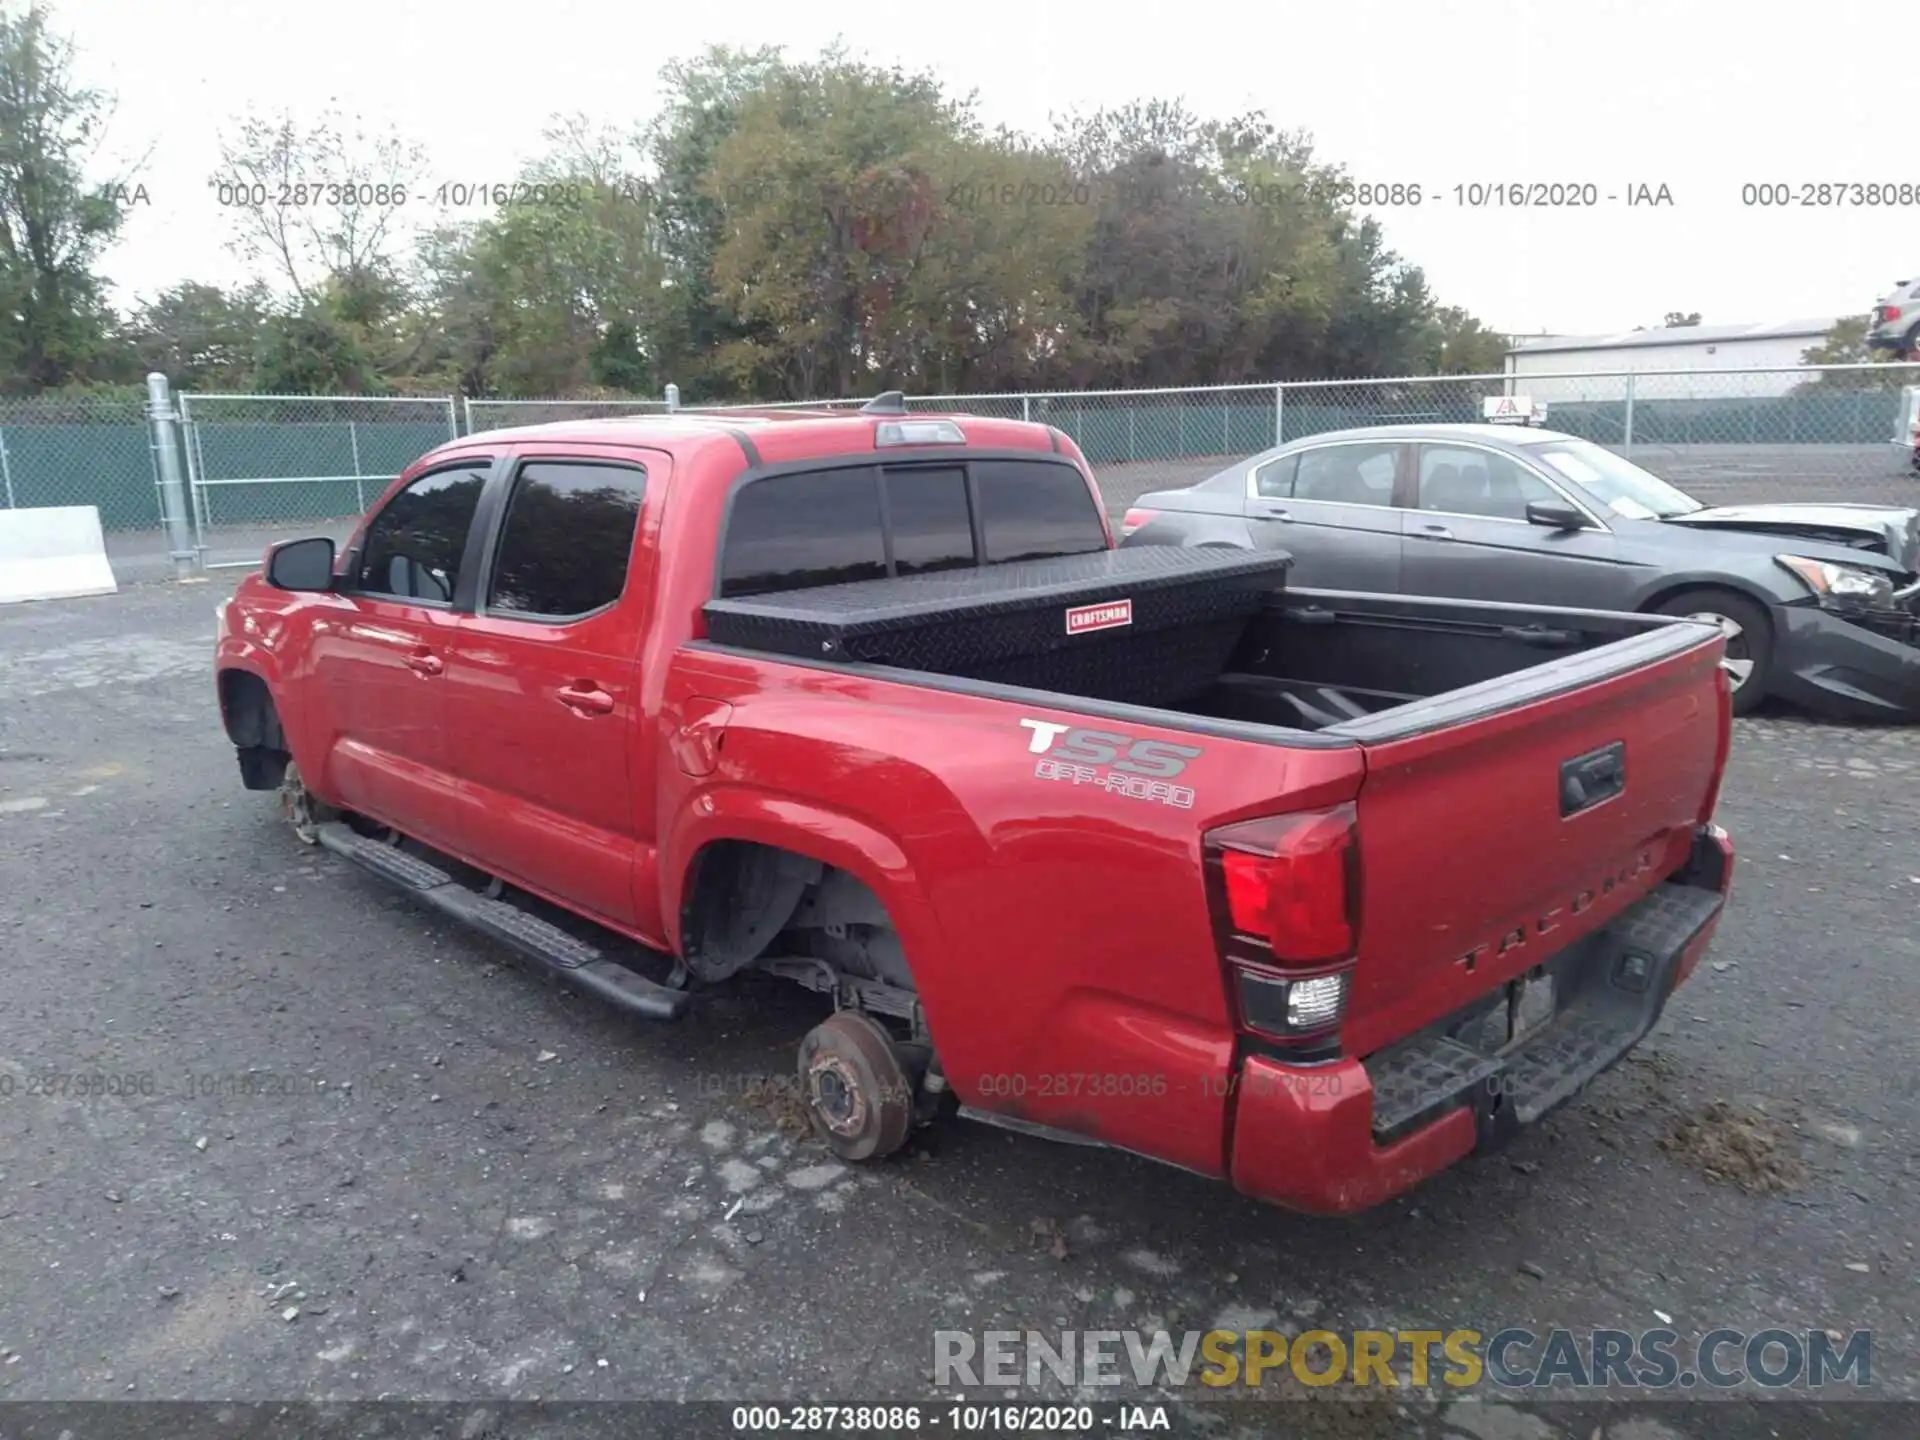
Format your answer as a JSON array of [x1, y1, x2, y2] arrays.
[[214, 395, 1737, 1215]]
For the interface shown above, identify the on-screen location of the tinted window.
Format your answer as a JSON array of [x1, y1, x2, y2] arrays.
[[486, 461, 648, 617], [886, 467, 975, 576], [355, 463, 489, 602], [975, 461, 1107, 563], [1417, 446, 1559, 521], [1292, 444, 1399, 507], [721, 468, 887, 598], [1252, 454, 1297, 499]]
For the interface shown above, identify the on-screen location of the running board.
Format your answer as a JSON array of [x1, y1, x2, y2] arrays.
[[314, 822, 692, 1021]]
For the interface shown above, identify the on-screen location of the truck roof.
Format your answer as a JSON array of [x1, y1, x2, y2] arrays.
[[439, 406, 1067, 465]]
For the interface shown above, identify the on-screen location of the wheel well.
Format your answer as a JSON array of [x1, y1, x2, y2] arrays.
[[1640, 582, 1774, 635], [680, 840, 915, 992], [218, 670, 287, 751], [218, 670, 291, 790]]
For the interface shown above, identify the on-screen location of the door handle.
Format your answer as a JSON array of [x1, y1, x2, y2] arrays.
[[404, 650, 443, 677], [1252, 505, 1293, 522], [557, 684, 615, 715], [1419, 523, 1454, 540]]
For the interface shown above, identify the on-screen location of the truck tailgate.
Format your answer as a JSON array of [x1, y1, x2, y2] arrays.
[[1328, 619, 1729, 1058]]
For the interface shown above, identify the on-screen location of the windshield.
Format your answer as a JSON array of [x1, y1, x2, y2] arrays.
[[1533, 440, 1704, 520]]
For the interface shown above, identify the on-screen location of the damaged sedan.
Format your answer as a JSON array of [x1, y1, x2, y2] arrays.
[[1121, 423, 1920, 720]]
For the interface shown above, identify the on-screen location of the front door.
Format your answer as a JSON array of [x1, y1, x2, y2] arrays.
[[1244, 440, 1407, 591], [312, 459, 492, 852], [1399, 442, 1628, 609], [443, 453, 656, 932]]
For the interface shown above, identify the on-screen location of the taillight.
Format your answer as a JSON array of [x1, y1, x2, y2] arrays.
[[1120, 507, 1159, 538], [1212, 806, 1358, 961], [1205, 804, 1360, 1044], [1886, 305, 1904, 323]]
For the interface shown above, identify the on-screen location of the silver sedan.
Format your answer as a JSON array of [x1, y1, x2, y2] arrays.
[[1119, 423, 1920, 719]]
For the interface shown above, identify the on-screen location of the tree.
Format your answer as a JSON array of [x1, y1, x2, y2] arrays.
[[0, 3, 133, 392], [121, 280, 269, 390], [214, 110, 423, 310], [700, 49, 980, 397], [1793, 314, 1912, 392], [644, 46, 789, 400], [412, 118, 668, 397], [211, 110, 429, 391], [1422, 305, 1509, 375]]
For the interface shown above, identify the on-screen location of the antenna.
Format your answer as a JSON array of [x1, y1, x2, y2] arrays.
[[861, 391, 907, 415]]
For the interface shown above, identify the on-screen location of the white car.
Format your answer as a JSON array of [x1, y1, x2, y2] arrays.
[[1867, 278, 1920, 355]]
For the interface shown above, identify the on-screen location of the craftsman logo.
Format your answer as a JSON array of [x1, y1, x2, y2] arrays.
[[1066, 599, 1133, 635]]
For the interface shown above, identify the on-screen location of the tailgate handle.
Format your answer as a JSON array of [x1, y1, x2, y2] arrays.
[[1560, 741, 1626, 817]]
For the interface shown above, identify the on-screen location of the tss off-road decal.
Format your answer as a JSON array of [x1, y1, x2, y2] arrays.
[[1020, 719, 1201, 810]]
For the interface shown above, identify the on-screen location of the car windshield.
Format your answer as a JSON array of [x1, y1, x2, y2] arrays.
[[1533, 440, 1704, 520]]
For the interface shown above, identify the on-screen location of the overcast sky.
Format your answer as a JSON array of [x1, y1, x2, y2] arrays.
[[48, 0, 1918, 340]]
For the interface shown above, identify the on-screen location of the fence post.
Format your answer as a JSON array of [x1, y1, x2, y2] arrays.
[[1621, 374, 1635, 455], [462, 396, 475, 436], [348, 420, 365, 513], [1274, 383, 1284, 446], [1021, 396, 1030, 423], [0, 426, 13, 508], [664, 383, 680, 413], [179, 395, 210, 557], [146, 375, 202, 578], [146, 375, 200, 579]]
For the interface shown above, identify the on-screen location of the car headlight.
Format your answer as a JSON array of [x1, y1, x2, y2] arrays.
[[1776, 554, 1896, 608]]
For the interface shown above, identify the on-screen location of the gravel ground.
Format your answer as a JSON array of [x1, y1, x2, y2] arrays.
[[0, 568, 1915, 1438]]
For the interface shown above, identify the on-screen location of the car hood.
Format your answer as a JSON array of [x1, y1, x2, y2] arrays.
[[1663, 503, 1920, 571]]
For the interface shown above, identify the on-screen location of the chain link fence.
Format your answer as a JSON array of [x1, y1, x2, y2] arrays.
[[463, 397, 671, 434], [0, 392, 164, 529], [3, 362, 1915, 581], [177, 394, 459, 567], [891, 366, 1920, 513]]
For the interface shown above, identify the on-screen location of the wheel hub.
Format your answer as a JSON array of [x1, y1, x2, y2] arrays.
[[807, 1056, 870, 1137]]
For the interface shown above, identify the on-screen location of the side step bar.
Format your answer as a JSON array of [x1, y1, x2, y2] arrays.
[[315, 822, 692, 1021]]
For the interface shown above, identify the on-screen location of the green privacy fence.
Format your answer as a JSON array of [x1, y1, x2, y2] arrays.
[[0, 419, 161, 529], [187, 419, 458, 528], [180, 397, 459, 542]]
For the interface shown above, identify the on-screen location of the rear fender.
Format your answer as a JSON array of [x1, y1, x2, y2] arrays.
[[1135, 508, 1255, 550]]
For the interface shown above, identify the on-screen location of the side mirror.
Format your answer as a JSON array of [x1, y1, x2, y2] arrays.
[[265, 537, 337, 592], [1525, 500, 1587, 532]]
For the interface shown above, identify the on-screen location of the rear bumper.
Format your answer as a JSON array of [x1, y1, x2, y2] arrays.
[[1227, 824, 1734, 1216], [1769, 602, 1920, 721]]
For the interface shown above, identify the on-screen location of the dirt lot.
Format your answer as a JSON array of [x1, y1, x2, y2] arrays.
[[0, 554, 1915, 1437]]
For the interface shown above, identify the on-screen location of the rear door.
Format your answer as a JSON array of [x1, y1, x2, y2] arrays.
[[442, 450, 657, 930], [1331, 620, 1728, 1058], [1399, 441, 1631, 609], [1245, 439, 1406, 590]]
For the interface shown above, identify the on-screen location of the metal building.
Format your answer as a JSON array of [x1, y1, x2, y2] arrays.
[[1504, 318, 1844, 401]]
